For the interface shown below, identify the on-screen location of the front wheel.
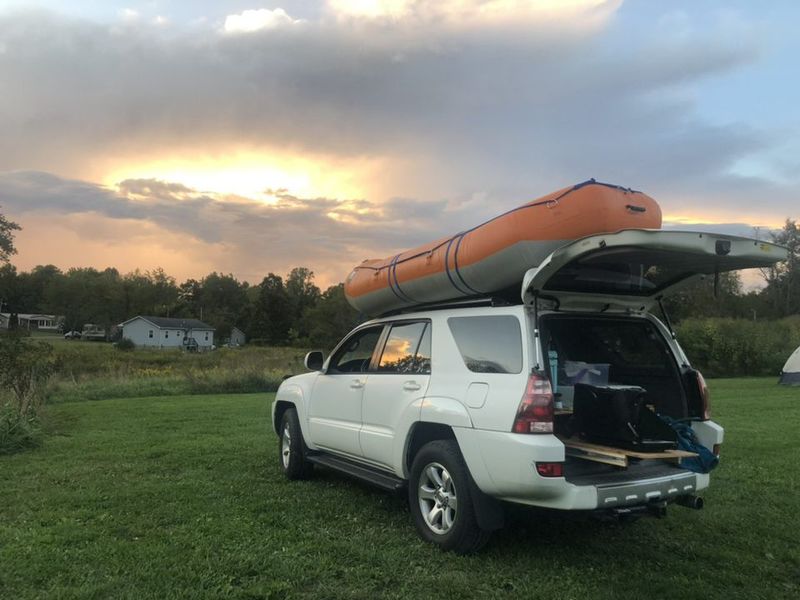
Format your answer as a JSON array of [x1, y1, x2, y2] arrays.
[[409, 440, 490, 554], [278, 408, 313, 480]]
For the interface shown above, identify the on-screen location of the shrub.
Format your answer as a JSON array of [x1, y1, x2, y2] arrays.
[[0, 333, 54, 453], [676, 316, 800, 377], [0, 404, 41, 454], [115, 338, 136, 351]]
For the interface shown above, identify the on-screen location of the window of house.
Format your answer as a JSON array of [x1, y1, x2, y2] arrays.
[[205, 332, 209, 341], [149, 330, 154, 338], [448, 315, 523, 374]]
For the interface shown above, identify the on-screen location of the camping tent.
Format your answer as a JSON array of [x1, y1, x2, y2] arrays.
[[779, 346, 800, 385]]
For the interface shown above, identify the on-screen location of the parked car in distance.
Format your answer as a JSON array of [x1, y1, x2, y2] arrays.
[[271, 230, 787, 553]]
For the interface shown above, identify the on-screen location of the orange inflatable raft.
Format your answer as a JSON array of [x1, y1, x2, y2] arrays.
[[344, 180, 662, 316]]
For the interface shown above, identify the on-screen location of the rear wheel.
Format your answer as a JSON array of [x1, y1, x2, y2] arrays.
[[409, 440, 490, 554], [278, 408, 313, 480]]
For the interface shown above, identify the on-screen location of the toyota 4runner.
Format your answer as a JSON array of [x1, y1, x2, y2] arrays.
[[270, 230, 786, 553]]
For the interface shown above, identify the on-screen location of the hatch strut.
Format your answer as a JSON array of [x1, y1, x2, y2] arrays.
[[657, 296, 676, 340], [532, 291, 542, 371]]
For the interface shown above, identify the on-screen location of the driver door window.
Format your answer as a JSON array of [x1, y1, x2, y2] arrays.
[[329, 327, 384, 373]]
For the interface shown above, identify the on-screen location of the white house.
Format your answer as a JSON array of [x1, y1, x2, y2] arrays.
[[120, 316, 215, 350], [0, 313, 64, 331]]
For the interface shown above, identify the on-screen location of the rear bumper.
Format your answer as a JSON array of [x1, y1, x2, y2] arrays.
[[454, 428, 709, 510]]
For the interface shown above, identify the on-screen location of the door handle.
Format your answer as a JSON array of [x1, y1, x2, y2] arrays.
[[403, 381, 421, 391], [350, 380, 364, 389]]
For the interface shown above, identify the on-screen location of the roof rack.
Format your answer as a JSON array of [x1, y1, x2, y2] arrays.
[[378, 295, 517, 318]]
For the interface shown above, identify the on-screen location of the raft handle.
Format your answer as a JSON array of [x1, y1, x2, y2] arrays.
[[625, 204, 647, 213]]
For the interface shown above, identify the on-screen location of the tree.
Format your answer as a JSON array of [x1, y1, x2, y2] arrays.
[[302, 284, 362, 350], [195, 273, 248, 339], [0, 207, 20, 264], [285, 267, 321, 341], [662, 271, 743, 322], [760, 219, 800, 317], [250, 274, 291, 344]]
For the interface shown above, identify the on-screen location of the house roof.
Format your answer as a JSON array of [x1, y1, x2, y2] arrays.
[[121, 316, 215, 330], [1, 313, 61, 320]]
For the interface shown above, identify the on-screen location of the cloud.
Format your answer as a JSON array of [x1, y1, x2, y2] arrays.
[[0, 171, 495, 283], [223, 8, 304, 33], [0, 4, 786, 212], [325, 0, 620, 28], [0, 2, 796, 277]]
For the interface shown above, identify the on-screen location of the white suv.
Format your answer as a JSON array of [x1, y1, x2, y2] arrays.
[[271, 230, 786, 553]]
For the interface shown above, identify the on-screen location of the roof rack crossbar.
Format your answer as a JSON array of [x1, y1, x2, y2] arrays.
[[378, 295, 515, 318]]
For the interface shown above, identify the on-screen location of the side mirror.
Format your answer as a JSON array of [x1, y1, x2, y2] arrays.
[[304, 351, 324, 371]]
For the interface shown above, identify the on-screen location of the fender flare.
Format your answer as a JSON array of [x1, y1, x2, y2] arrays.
[[272, 384, 315, 449]]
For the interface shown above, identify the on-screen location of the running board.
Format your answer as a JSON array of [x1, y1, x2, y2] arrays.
[[307, 453, 405, 491]]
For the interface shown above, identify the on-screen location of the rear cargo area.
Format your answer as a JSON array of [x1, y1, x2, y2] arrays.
[[540, 313, 697, 476]]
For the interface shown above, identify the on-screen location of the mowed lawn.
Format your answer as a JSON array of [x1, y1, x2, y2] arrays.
[[1, 380, 798, 599]]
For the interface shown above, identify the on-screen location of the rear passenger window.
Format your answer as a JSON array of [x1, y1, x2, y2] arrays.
[[378, 322, 430, 374], [448, 316, 522, 374]]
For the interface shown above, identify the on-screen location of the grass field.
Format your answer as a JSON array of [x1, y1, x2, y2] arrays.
[[1, 379, 798, 599], [42, 342, 309, 403]]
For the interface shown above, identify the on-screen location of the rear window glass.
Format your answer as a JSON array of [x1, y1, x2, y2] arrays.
[[545, 318, 671, 369], [447, 316, 522, 374], [543, 247, 699, 296]]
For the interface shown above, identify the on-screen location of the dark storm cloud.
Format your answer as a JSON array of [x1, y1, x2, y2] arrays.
[[0, 5, 794, 219]]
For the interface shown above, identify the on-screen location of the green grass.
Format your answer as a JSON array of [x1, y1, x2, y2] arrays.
[[1, 380, 798, 599], [44, 344, 308, 403]]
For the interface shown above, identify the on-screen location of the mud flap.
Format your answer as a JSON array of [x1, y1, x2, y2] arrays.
[[468, 475, 505, 531]]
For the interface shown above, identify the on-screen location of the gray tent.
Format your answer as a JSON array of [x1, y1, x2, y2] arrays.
[[779, 346, 800, 385]]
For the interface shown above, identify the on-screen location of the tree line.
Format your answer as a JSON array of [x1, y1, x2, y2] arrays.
[[1, 206, 798, 350], [661, 219, 800, 322], [0, 263, 361, 350]]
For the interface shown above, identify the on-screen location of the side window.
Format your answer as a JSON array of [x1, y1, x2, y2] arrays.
[[149, 330, 154, 338], [377, 322, 430, 374], [329, 327, 384, 374], [448, 315, 522, 374], [165, 331, 169, 339]]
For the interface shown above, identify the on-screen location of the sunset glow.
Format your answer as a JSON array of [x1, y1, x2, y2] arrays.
[[0, 1, 797, 285], [104, 151, 379, 202]]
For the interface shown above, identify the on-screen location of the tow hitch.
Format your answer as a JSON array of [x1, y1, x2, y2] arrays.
[[593, 500, 668, 522]]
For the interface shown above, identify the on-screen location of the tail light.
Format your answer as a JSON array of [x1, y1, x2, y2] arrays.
[[512, 371, 553, 434], [535, 462, 564, 477], [696, 371, 711, 420]]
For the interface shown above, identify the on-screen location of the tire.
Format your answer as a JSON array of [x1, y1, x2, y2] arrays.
[[278, 408, 313, 480], [409, 440, 491, 554]]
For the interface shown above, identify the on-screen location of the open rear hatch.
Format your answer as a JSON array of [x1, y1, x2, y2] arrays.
[[522, 229, 788, 476], [522, 229, 788, 311]]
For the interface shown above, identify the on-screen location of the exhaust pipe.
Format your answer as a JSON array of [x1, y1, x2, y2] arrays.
[[675, 495, 704, 510]]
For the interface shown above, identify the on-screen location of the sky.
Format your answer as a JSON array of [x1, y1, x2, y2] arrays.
[[0, 0, 798, 288]]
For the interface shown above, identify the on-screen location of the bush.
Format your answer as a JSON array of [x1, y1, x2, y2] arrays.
[[115, 338, 136, 351], [0, 333, 54, 453], [676, 316, 800, 377], [0, 404, 41, 454]]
